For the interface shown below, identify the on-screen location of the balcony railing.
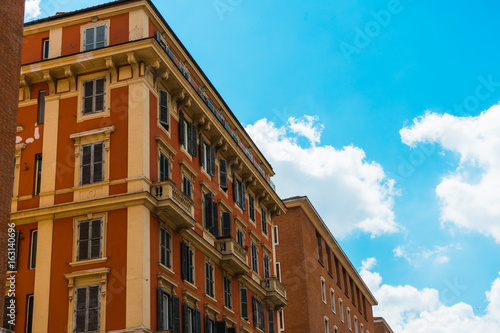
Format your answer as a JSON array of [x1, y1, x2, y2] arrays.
[[155, 32, 276, 192], [151, 180, 196, 232], [261, 277, 287, 308], [216, 237, 250, 276]]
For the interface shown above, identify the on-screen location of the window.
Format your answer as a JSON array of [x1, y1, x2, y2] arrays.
[[159, 152, 169, 182], [240, 286, 248, 320], [221, 211, 232, 237], [347, 308, 352, 330], [159, 89, 169, 131], [203, 193, 218, 237], [26, 294, 34, 333], [182, 305, 201, 333], [42, 39, 49, 59], [75, 285, 100, 332], [223, 274, 232, 309], [360, 323, 364, 333], [252, 297, 265, 331], [264, 254, 270, 279], [350, 278, 355, 306], [182, 176, 192, 198], [324, 317, 329, 333], [219, 158, 228, 191], [268, 308, 275, 333], [178, 111, 197, 156], [330, 289, 336, 313], [278, 310, 284, 331], [343, 267, 348, 296], [29, 230, 37, 269], [363, 295, 367, 320], [357, 288, 362, 313], [261, 208, 267, 235], [233, 174, 245, 210], [274, 225, 279, 244], [205, 261, 214, 298], [181, 242, 194, 284], [326, 246, 332, 275], [82, 77, 106, 115], [249, 194, 255, 221], [321, 277, 326, 303], [206, 318, 215, 333], [84, 24, 107, 51], [339, 299, 344, 322], [276, 262, 281, 282], [354, 317, 358, 333], [200, 135, 216, 177], [317, 232, 323, 263], [157, 288, 181, 332], [334, 326, 338, 333], [34, 154, 42, 195], [334, 254, 340, 287], [160, 227, 171, 268], [251, 242, 258, 273], [77, 218, 102, 261], [37, 90, 45, 124], [81, 141, 104, 185], [236, 228, 244, 247]]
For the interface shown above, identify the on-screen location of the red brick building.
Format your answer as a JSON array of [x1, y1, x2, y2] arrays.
[[374, 317, 394, 333], [274, 196, 377, 333], [0, 0, 25, 324], [8, 1, 286, 332]]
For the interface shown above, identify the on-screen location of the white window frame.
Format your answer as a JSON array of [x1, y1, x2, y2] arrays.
[[29, 230, 38, 270], [360, 322, 364, 333], [334, 326, 338, 333], [82, 22, 109, 51], [274, 225, 279, 244], [42, 39, 49, 59], [278, 309, 285, 331], [347, 307, 352, 330], [276, 262, 282, 282], [330, 288, 336, 313], [339, 298, 344, 322], [324, 316, 329, 333], [26, 294, 34, 333], [354, 316, 358, 333], [321, 277, 326, 304]]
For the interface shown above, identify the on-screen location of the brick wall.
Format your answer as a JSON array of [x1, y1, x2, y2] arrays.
[[0, 0, 25, 324]]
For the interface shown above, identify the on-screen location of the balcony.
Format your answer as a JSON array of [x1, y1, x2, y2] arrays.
[[216, 237, 250, 276], [261, 278, 287, 308], [151, 180, 196, 232]]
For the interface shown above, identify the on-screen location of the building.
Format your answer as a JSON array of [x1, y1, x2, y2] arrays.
[[0, 0, 25, 323], [9, 0, 287, 332], [274, 196, 377, 333], [373, 317, 394, 333]]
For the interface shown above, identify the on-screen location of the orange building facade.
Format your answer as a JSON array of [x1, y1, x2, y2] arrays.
[[274, 197, 377, 333], [9, 1, 286, 332]]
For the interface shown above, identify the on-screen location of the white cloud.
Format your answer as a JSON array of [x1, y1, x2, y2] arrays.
[[400, 104, 500, 243], [246, 116, 398, 237], [360, 260, 500, 332], [25, 0, 41, 20], [393, 243, 460, 266]]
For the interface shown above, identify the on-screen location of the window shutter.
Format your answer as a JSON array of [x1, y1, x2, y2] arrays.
[[232, 173, 237, 203], [172, 295, 181, 332], [227, 328, 237, 333], [219, 159, 227, 190], [81, 145, 92, 185], [37, 90, 45, 124], [90, 219, 102, 259], [268, 308, 275, 333], [204, 193, 213, 229], [183, 303, 189, 333], [221, 212, 231, 237], [75, 288, 87, 332], [212, 201, 219, 237], [199, 134, 205, 167], [82, 80, 94, 114], [260, 302, 266, 332], [181, 242, 187, 280], [205, 314, 210, 333], [95, 24, 106, 49], [209, 145, 216, 177], [92, 142, 104, 183], [241, 182, 246, 211], [159, 90, 169, 130], [87, 286, 100, 331], [94, 77, 105, 112], [215, 321, 226, 333], [190, 124, 198, 157], [77, 221, 89, 261], [240, 287, 248, 320], [84, 27, 95, 50], [252, 297, 257, 327], [179, 111, 185, 145], [195, 309, 202, 333], [158, 288, 165, 330]]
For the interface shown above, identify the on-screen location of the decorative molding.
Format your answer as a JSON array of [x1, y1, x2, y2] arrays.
[[105, 57, 117, 83], [43, 70, 56, 95], [127, 52, 139, 77], [64, 66, 76, 91]]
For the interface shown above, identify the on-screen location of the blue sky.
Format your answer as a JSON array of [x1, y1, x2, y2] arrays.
[[27, 0, 500, 331]]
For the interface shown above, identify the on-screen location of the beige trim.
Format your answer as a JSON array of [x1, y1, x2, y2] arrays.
[[157, 272, 178, 296], [39, 95, 60, 208], [76, 71, 111, 123], [126, 205, 151, 327], [48, 27, 62, 58], [12, 143, 26, 200], [32, 219, 53, 333], [72, 212, 108, 262], [69, 257, 108, 267], [65, 268, 110, 333], [129, 8, 149, 41], [182, 289, 201, 309]]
